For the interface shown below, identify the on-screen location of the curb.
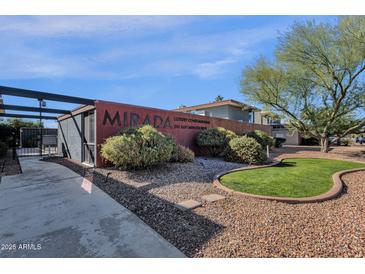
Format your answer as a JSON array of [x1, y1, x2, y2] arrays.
[[213, 158, 365, 204]]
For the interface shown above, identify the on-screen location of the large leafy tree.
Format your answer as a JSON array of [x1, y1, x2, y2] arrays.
[[241, 16, 365, 152]]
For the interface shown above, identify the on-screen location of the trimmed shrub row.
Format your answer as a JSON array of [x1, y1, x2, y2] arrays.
[[101, 125, 194, 169], [196, 127, 237, 156], [196, 128, 273, 164], [101, 125, 275, 169]]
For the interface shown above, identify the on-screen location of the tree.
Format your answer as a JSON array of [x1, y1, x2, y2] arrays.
[[215, 95, 224, 102], [241, 16, 365, 152], [0, 118, 43, 144], [1, 118, 43, 129]]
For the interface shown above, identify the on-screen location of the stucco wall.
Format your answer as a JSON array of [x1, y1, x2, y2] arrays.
[[272, 128, 301, 145], [58, 114, 82, 162], [254, 111, 272, 125]]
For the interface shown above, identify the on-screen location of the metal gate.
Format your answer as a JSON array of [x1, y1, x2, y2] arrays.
[[17, 127, 58, 157]]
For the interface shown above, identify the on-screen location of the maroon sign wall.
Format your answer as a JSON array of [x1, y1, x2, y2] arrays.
[[95, 100, 272, 167]]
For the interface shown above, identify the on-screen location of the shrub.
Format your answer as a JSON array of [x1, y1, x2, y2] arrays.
[[170, 143, 195, 163], [101, 125, 174, 169], [224, 136, 267, 164], [340, 138, 352, 146], [246, 130, 274, 149], [302, 137, 319, 146], [274, 137, 286, 148], [196, 127, 237, 156], [0, 141, 8, 157]]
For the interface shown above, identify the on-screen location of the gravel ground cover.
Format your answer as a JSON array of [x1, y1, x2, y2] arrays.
[[0, 149, 21, 179], [194, 169, 365, 257], [45, 145, 365, 257], [44, 157, 244, 257], [271, 145, 365, 162]]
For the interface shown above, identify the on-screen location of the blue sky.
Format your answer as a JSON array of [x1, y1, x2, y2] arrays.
[[0, 16, 337, 127]]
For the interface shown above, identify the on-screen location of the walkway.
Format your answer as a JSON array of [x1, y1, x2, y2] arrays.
[[0, 157, 184, 258]]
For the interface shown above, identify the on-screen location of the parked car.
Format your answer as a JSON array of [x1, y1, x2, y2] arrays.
[[356, 137, 365, 145]]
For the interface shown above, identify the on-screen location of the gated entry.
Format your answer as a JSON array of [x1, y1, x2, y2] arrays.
[[17, 127, 58, 156], [0, 85, 95, 159]]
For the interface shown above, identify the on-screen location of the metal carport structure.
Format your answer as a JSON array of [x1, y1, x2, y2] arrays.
[[0, 85, 94, 157]]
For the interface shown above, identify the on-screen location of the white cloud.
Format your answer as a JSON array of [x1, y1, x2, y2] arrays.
[[0, 16, 285, 80], [193, 58, 236, 79], [0, 16, 194, 37]]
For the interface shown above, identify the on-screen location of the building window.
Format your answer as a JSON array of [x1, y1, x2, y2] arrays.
[[83, 110, 95, 165]]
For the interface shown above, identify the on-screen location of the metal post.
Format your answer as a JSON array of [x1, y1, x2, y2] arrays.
[[39, 99, 43, 156], [266, 145, 270, 159], [12, 132, 16, 160]]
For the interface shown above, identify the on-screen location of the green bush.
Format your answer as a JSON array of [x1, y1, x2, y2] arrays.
[[274, 137, 286, 148], [340, 138, 352, 146], [170, 143, 195, 163], [101, 125, 174, 169], [246, 130, 274, 149], [224, 136, 267, 164], [0, 141, 8, 157], [196, 127, 237, 156]]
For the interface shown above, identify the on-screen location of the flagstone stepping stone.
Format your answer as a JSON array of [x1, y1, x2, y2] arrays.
[[175, 199, 202, 211], [201, 194, 226, 203]]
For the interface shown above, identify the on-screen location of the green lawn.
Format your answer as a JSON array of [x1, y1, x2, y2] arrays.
[[220, 158, 365, 198]]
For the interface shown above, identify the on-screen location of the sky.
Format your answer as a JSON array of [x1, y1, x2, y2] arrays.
[[0, 15, 337, 127]]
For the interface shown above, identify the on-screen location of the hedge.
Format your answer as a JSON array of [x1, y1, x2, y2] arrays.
[[246, 130, 274, 149], [196, 127, 237, 156], [224, 136, 267, 164], [101, 125, 174, 169], [101, 125, 194, 169]]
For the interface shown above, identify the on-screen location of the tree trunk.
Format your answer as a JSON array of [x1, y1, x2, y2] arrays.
[[320, 136, 330, 153]]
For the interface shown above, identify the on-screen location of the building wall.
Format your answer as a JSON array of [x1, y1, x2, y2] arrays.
[[192, 105, 252, 123], [95, 100, 272, 167], [227, 106, 250, 122], [284, 130, 302, 145], [58, 114, 82, 162], [272, 128, 302, 145], [253, 111, 271, 125], [199, 105, 230, 119]]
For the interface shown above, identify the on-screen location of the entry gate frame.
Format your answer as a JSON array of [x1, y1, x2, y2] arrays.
[[0, 85, 95, 157]]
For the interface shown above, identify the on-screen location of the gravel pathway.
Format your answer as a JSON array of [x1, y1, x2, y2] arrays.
[[45, 146, 365, 258]]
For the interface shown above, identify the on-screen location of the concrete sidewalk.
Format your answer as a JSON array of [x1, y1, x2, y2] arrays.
[[0, 157, 185, 258]]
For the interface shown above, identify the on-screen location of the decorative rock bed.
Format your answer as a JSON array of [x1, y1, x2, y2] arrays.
[[44, 146, 365, 257]]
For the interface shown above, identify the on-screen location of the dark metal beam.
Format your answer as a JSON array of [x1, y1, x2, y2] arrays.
[[0, 113, 58, 120], [0, 104, 70, 114], [0, 85, 95, 105]]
